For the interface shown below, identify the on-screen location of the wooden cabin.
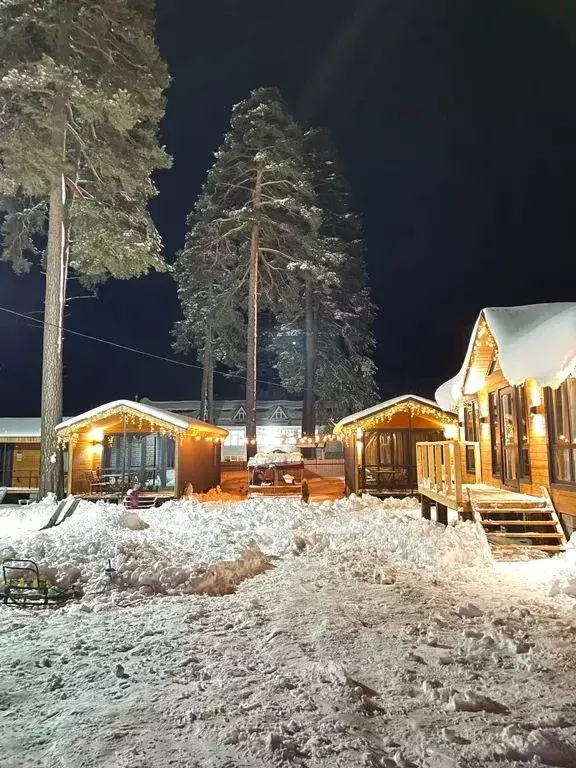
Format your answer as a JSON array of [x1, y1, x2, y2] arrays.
[[334, 395, 458, 496], [418, 303, 576, 551], [0, 418, 41, 501], [56, 399, 228, 499]]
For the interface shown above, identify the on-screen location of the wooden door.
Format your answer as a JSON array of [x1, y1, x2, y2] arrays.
[[499, 387, 520, 489]]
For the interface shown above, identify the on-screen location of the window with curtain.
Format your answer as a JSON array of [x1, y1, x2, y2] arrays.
[[463, 401, 479, 473], [516, 386, 530, 478], [546, 379, 576, 483], [102, 433, 176, 489], [488, 392, 501, 476]]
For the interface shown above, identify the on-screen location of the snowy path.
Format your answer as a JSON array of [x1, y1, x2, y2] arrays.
[[3, 497, 576, 766], [3, 553, 576, 766]]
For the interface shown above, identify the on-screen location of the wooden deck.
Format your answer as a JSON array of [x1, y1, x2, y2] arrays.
[[416, 441, 567, 554]]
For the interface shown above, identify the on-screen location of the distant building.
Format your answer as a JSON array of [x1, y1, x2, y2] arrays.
[[139, 398, 340, 460]]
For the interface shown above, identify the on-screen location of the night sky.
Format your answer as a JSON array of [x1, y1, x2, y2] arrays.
[[1, 0, 576, 416]]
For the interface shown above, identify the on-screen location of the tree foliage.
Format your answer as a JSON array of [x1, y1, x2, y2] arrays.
[[173, 88, 320, 444], [0, 0, 170, 495], [271, 128, 378, 418], [0, 0, 171, 282]]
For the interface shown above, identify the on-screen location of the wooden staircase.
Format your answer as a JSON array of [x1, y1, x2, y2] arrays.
[[468, 486, 566, 556]]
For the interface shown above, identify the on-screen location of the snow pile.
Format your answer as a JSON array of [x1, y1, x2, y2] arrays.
[[306, 494, 492, 568], [248, 451, 302, 467], [0, 493, 492, 603]]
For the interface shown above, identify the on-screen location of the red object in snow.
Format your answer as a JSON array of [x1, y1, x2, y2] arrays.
[[128, 489, 140, 509]]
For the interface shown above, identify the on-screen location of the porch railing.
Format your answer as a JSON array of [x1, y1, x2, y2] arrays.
[[416, 441, 481, 508], [0, 469, 39, 489]]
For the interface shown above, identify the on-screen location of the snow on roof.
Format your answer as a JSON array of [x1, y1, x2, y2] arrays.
[[56, 400, 228, 438], [334, 394, 453, 433], [0, 418, 41, 439], [436, 303, 576, 411]]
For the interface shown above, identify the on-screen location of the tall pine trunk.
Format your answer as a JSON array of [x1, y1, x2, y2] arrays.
[[302, 276, 316, 458], [200, 323, 214, 423], [39, 172, 68, 498], [246, 167, 262, 459]]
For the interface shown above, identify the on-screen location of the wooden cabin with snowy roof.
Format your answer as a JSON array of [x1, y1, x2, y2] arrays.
[[56, 399, 228, 501], [334, 395, 458, 496], [0, 418, 41, 502], [417, 303, 576, 552]]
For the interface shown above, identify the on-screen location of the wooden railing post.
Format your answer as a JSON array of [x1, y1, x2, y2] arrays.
[[474, 442, 482, 484], [445, 442, 453, 496], [453, 442, 463, 507], [434, 444, 443, 493]]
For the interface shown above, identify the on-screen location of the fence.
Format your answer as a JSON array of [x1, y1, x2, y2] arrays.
[[304, 459, 345, 479], [0, 469, 39, 489]]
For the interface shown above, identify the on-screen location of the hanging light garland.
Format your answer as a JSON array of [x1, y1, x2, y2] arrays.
[[335, 400, 458, 438], [56, 404, 226, 447]]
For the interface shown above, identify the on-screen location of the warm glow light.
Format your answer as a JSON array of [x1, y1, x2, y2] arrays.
[[356, 439, 363, 467], [532, 414, 546, 437], [529, 383, 542, 408], [444, 424, 458, 440], [464, 365, 485, 395], [90, 443, 103, 456], [88, 427, 104, 443], [356, 427, 363, 439]]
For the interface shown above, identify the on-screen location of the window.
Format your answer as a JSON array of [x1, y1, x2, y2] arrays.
[[270, 406, 288, 422], [362, 429, 443, 491], [224, 429, 245, 447], [516, 385, 530, 478], [102, 433, 176, 490], [463, 401, 479, 473], [488, 392, 501, 476], [233, 406, 246, 422], [546, 378, 576, 483]]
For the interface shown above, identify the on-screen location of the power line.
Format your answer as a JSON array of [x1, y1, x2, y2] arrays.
[[0, 304, 289, 392]]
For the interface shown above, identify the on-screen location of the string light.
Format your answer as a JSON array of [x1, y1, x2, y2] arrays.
[[335, 399, 457, 437], [56, 404, 227, 447]]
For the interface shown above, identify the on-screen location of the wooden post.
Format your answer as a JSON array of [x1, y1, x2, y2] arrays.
[[434, 444, 443, 492], [445, 442, 453, 497], [67, 443, 73, 496], [421, 494, 432, 520], [436, 503, 448, 525], [174, 439, 180, 497], [453, 442, 463, 507]]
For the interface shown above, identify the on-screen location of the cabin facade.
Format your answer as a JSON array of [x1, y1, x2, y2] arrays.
[[418, 303, 576, 547], [0, 418, 41, 499], [334, 395, 458, 496], [55, 399, 228, 499]]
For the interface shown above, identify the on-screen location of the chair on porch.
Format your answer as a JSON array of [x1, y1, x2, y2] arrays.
[[85, 470, 114, 495]]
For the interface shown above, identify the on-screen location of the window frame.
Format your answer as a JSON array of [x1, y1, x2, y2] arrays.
[[463, 399, 479, 474], [488, 391, 501, 477], [516, 385, 531, 479], [546, 379, 576, 486]]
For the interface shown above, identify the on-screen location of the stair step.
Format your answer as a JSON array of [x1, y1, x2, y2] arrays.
[[486, 532, 562, 539], [476, 507, 551, 514], [481, 519, 557, 526]]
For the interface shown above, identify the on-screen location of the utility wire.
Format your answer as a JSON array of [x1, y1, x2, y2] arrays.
[[0, 304, 289, 392]]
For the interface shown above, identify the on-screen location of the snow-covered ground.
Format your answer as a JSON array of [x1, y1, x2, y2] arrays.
[[2, 495, 576, 767]]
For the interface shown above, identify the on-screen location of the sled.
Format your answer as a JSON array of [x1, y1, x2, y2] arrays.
[[1, 559, 80, 608]]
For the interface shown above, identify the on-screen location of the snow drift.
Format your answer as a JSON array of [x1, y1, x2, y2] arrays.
[[0, 493, 492, 603]]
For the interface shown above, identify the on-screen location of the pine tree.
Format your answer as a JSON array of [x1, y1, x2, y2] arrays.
[[179, 88, 319, 455], [0, 0, 170, 496], [173, 190, 246, 424], [272, 128, 378, 427]]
